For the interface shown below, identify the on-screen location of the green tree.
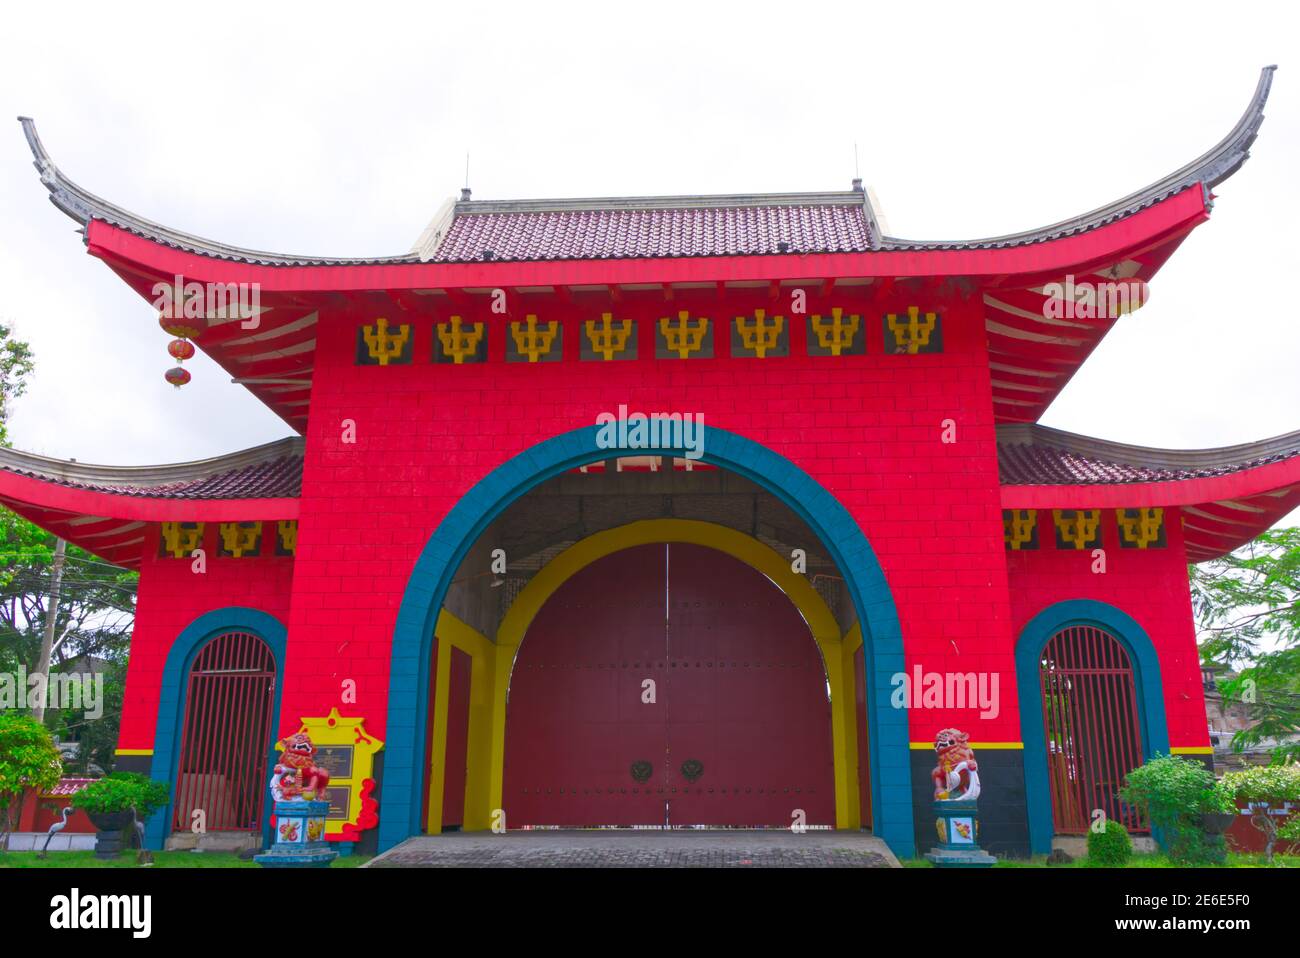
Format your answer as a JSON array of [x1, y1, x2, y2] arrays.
[[1193, 526, 1300, 764], [0, 323, 137, 771], [0, 713, 63, 849], [0, 321, 34, 449]]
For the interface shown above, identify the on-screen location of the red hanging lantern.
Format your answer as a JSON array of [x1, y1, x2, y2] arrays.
[[164, 366, 192, 388], [159, 312, 205, 340], [168, 338, 196, 362], [1105, 278, 1150, 318]]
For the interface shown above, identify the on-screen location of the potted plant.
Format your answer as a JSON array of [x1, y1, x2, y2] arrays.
[[71, 772, 169, 859], [1202, 778, 1238, 835]]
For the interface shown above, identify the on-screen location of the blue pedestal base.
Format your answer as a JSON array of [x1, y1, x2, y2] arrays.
[[925, 799, 997, 868], [254, 800, 338, 869]]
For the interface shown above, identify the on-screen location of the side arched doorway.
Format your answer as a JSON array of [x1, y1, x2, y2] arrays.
[[1037, 625, 1146, 834], [502, 542, 836, 827], [146, 607, 287, 850], [171, 630, 278, 836], [1016, 600, 1171, 854]]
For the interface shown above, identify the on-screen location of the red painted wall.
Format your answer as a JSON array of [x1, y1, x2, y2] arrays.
[[1004, 507, 1210, 749], [117, 525, 295, 750], [116, 296, 1214, 767], [280, 292, 1019, 746], [112, 291, 1218, 798]]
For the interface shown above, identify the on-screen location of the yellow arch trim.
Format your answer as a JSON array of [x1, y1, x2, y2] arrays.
[[486, 518, 861, 829], [425, 609, 493, 834]]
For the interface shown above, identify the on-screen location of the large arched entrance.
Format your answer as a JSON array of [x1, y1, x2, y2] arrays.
[[382, 425, 913, 855], [503, 542, 836, 827]]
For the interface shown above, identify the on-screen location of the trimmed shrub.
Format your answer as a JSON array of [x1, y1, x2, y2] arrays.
[[1119, 754, 1224, 864], [1087, 818, 1133, 866]]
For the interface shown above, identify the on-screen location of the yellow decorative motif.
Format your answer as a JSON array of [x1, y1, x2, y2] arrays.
[[289, 708, 384, 839], [160, 522, 204, 558], [219, 521, 262, 558], [1003, 510, 1037, 550], [735, 309, 785, 358], [810, 307, 861, 356], [1053, 509, 1102, 550], [585, 313, 634, 360], [362, 317, 410, 365], [436, 316, 485, 364], [509, 314, 560, 362], [886, 305, 938, 354], [659, 311, 709, 358], [277, 520, 298, 556], [1117, 507, 1164, 549]]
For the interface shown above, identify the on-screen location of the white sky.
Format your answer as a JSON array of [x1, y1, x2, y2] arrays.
[[0, 0, 1296, 535]]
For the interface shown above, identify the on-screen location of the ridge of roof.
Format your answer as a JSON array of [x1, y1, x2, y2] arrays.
[[452, 189, 871, 214], [18, 67, 1274, 267]]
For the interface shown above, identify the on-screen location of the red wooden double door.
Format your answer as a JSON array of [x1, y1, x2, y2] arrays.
[[503, 543, 835, 827]]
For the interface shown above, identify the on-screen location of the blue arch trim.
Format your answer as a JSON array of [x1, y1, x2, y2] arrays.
[[145, 607, 287, 850], [1015, 599, 1170, 855], [380, 424, 914, 855]]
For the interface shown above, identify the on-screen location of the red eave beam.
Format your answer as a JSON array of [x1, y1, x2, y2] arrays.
[[0, 471, 299, 522]]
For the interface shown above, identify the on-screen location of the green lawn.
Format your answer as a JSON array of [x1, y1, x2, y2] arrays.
[[903, 851, 1300, 868], [0, 850, 370, 868]]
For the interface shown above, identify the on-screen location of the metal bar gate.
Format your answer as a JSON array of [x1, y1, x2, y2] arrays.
[[1039, 625, 1147, 834], [172, 631, 277, 833]]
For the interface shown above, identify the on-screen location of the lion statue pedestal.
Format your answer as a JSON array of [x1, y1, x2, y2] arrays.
[[254, 732, 338, 868], [254, 799, 338, 868], [924, 729, 996, 868]]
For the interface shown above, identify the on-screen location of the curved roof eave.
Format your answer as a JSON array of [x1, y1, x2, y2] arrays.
[[999, 421, 1300, 479], [18, 66, 1275, 267], [997, 423, 1300, 563], [0, 436, 304, 501], [882, 65, 1276, 251], [17, 118, 418, 267]]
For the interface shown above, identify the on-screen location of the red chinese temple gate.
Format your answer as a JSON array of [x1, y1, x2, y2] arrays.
[[4, 67, 1297, 858]]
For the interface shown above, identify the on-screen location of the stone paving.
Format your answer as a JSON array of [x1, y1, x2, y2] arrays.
[[366, 829, 900, 868]]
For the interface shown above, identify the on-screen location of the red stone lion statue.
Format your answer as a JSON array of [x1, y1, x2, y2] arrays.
[[931, 728, 981, 801], [270, 732, 330, 801]]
